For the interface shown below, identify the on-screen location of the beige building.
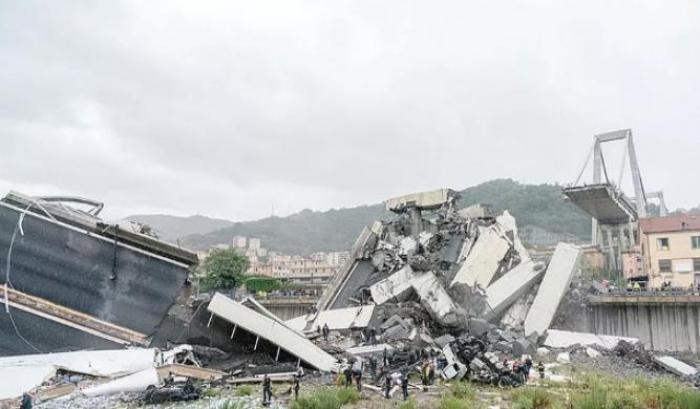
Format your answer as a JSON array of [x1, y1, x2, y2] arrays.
[[640, 214, 700, 288]]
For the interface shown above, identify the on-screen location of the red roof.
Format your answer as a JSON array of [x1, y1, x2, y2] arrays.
[[639, 214, 700, 234]]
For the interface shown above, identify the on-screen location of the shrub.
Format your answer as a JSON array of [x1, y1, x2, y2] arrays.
[[234, 385, 253, 397], [336, 387, 360, 405], [290, 387, 360, 409], [512, 388, 557, 409], [450, 382, 475, 400]]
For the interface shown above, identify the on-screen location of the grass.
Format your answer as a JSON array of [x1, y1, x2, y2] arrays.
[[511, 388, 559, 409], [399, 398, 418, 409], [568, 372, 700, 409], [291, 387, 361, 409], [436, 381, 476, 409], [450, 382, 476, 400], [234, 384, 253, 397], [438, 396, 473, 409], [219, 400, 247, 409]]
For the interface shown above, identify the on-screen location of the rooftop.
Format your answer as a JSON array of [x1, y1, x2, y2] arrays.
[[639, 214, 700, 234]]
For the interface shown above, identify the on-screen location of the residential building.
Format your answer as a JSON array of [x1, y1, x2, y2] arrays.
[[232, 236, 247, 249], [248, 238, 261, 250], [639, 214, 700, 288]]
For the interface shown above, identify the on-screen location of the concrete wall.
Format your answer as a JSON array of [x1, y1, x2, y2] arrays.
[[584, 303, 700, 354]]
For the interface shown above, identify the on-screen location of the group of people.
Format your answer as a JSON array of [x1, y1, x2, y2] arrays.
[[340, 358, 365, 391], [261, 367, 305, 406]]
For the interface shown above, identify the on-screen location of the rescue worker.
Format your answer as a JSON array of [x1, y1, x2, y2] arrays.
[[369, 326, 377, 345], [322, 323, 330, 341], [293, 375, 300, 400], [352, 358, 364, 391], [383, 347, 388, 366], [428, 360, 436, 385], [401, 373, 409, 401], [20, 393, 32, 409], [368, 356, 377, 380], [524, 357, 533, 379], [344, 363, 353, 388], [537, 361, 545, 380], [384, 375, 392, 399], [262, 374, 272, 405]]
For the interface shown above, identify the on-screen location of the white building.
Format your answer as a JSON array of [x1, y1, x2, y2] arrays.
[[232, 236, 247, 249]]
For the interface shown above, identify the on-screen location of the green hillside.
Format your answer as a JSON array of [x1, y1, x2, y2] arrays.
[[179, 179, 591, 254]]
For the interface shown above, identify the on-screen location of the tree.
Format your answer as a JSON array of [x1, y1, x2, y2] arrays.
[[203, 248, 249, 290]]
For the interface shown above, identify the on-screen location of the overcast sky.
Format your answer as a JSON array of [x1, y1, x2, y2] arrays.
[[1, 1, 698, 221]]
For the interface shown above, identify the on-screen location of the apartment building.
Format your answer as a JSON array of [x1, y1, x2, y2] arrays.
[[639, 214, 700, 288]]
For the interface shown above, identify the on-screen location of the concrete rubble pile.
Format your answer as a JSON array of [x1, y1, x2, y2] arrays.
[[290, 188, 700, 389]]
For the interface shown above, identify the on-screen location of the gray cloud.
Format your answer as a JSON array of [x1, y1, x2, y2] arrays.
[[1, 0, 699, 221]]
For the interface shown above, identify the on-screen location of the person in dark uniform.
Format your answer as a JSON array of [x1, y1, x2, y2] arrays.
[[384, 375, 392, 399], [293, 375, 300, 400], [344, 364, 353, 388], [537, 361, 545, 380], [368, 356, 377, 380], [20, 393, 32, 409], [262, 374, 272, 405], [369, 326, 377, 345], [322, 323, 330, 341], [383, 347, 388, 366], [401, 373, 409, 400]]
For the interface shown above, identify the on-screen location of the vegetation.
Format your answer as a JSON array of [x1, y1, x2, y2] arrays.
[[178, 179, 593, 254], [243, 276, 284, 293], [439, 396, 473, 409], [399, 398, 418, 409], [291, 387, 360, 409], [202, 248, 249, 290], [570, 374, 700, 409], [449, 381, 476, 400], [438, 381, 476, 409], [219, 399, 247, 409], [234, 384, 253, 397], [511, 388, 559, 409]]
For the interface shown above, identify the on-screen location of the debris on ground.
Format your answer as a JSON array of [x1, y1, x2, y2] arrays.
[[2, 188, 699, 408]]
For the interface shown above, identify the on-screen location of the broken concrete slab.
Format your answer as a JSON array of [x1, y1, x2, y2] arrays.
[[543, 330, 639, 350], [511, 338, 531, 357], [524, 243, 582, 337], [500, 294, 533, 328], [468, 318, 491, 337], [0, 348, 159, 378], [556, 352, 571, 363], [370, 266, 414, 305], [485, 260, 544, 320], [207, 293, 337, 372], [411, 271, 461, 326], [458, 204, 491, 219], [496, 211, 530, 261], [385, 188, 457, 212], [346, 344, 395, 358], [451, 225, 512, 288], [434, 334, 456, 349], [285, 305, 375, 333], [83, 367, 160, 397], [586, 347, 602, 358], [654, 356, 699, 378], [0, 365, 56, 400]]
